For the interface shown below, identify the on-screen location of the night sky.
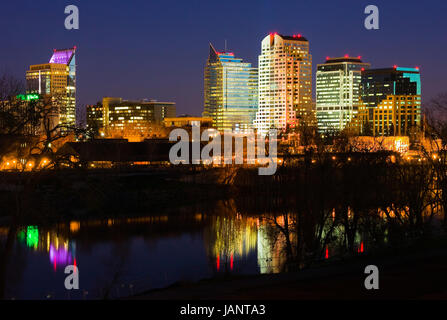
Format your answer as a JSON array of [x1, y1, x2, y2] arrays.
[[1, 0, 446, 119]]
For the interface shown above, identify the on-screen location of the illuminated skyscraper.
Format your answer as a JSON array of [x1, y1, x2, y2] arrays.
[[316, 56, 370, 134], [357, 67, 422, 136], [203, 44, 258, 132], [254, 33, 312, 135], [26, 47, 76, 130]]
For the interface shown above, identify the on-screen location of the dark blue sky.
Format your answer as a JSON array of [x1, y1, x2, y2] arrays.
[[1, 0, 446, 116]]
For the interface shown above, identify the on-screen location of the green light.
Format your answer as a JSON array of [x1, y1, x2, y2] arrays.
[[16, 94, 40, 101], [17, 229, 26, 243], [26, 226, 39, 249]]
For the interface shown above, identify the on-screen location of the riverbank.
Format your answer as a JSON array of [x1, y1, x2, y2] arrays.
[[132, 239, 447, 300], [0, 167, 231, 225]]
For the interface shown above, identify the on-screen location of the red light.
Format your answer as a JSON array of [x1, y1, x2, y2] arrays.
[[360, 242, 364, 253], [358, 55, 362, 59], [415, 66, 419, 70], [297, 34, 302, 38], [393, 65, 398, 69], [230, 254, 234, 270], [325, 246, 329, 259], [361, 68, 365, 71], [326, 56, 330, 60], [344, 54, 349, 58], [216, 254, 220, 271]]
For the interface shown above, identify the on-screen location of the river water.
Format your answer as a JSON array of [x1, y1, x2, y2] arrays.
[[2, 203, 325, 299]]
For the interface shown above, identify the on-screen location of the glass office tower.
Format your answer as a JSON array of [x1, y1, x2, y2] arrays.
[[26, 47, 77, 129], [254, 33, 313, 136], [316, 56, 370, 134], [357, 67, 421, 136], [203, 44, 258, 132]]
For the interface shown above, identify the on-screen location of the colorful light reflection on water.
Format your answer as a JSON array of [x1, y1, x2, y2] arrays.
[[17, 226, 76, 271], [49, 244, 74, 271]]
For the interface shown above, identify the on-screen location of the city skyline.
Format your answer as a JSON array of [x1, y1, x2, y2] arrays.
[[2, 0, 447, 304], [1, 0, 446, 118]]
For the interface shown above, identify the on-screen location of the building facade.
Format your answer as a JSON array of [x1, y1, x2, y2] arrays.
[[203, 44, 258, 133], [357, 67, 421, 136], [104, 98, 176, 140], [26, 47, 76, 129], [254, 33, 313, 135], [316, 56, 370, 134], [86, 103, 104, 136]]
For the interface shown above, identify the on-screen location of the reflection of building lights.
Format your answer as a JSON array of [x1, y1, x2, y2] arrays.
[[216, 254, 220, 271], [210, 215, 258, 272], [359, 241, 364, 253], [49, 244, 73, 270], [70, 221, 80, 233], [26, 226, 39, 249]]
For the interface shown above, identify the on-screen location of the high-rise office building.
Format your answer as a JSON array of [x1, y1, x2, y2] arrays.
[[103, 97, 176, 140], [26, 47, 77, 130], [203, 44, 258, 132], [316, 56, 370, 134], [254, 33, 312, 135], [86, 103, 104, 136], [357, 67, 421, 136]]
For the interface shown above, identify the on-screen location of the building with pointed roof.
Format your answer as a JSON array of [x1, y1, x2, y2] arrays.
[[203, 44, 258, 132], [26, 47, 77, 130]]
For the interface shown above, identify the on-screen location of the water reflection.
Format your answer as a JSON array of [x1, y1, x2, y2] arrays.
[[204, 214, 258, 272], [2, 195, 439, 300], [16, 226, 76, 271]]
